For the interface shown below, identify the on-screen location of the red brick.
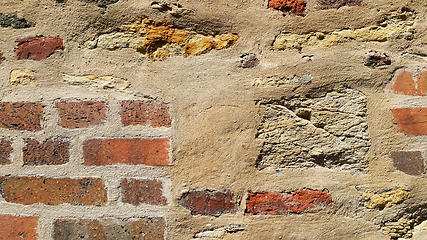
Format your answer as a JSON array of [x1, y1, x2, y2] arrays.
[[15, 36, 64, 61], [56, 100, 106, 128], [54, 217, 165, 240], [0, 140, 13, 165], [390, 151, 425, 176], [245, 190, 333, 215], [0, 215, 38, 240], [392, 108, 427, 136], [121, 179, 167, 206], [385, 69, 427, 96], [0, 102, 43, 131], [83, 138, 170, 166], [23, 139, 70, 165], [0, 52, 4, 64], [178, 190, 236, 216], [121, 100, 171, 128], [320, 0, 362, 10], [0, 176, 107, 206], [268, 0, 306, 15]]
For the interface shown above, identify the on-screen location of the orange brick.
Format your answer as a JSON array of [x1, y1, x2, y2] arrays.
[[83, 138, 170, 166], [0, 215, 39, 240], [392, 108, 427, 136], [121, 100, 171, 128], [1, 176, 107, 205], [0, 102, 43, 131], [385, 70, 427, 96]]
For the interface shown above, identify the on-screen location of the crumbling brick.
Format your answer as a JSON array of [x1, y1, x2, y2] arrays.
[[23, 139, 70, 165], [390, 151, 425, 176], [56, 100, 106, 128], [268, 0, 306, 15], [178, 190, 236, 216], [121, 100, 171, 128], [15, 36, 64, 61], [385, 69, 427, 96]]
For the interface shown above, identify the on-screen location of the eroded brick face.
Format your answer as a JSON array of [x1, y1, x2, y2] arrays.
[[121, 179, 167, 206], [121, 100, 171, 128], [268, 0, 306, 15], [385, 70, 427, 96], [23, 139, 70, 165], [56, 100, 106, 128], [53, 218, 165, 240], [0, 215, 39, 240], [392, 108, 427, 136], [178, 190, 236, 216], [245, 190, 333, 215], [1, 176, 107, 206], [320, 0, 362, 10], [15, 36, 64, 61], [0, 140, 13, 164], [83, 138, 170, 166], [0, 102, 43, 131], [390, 151, 425, 176]]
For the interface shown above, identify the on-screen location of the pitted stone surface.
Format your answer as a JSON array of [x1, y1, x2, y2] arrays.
[[257, 89, 370, 170]]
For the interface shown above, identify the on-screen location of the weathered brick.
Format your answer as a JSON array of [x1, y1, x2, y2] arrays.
[[0, 102, 43, 131], [268, 0, 306, 15], [121, 179, 167, 206], [364, 52, 391, 68], [0, 215, 39, 240], [54, 217, 165, 240], [15, 36, 64, 61], [385, 70, 427, 96], [23, 139, 70, 165], [0, 140, 13, 165], [121, 100, 171, 128], [83, 138, 170, 166], [56, 100, 106, 128], [392, 108, 427, 136], [390, 151, 425, 176], [240, 53, 260, 68], [1, 176, 107, 206], [320, 0, 362, 10], [178, 190, 236, 216], [245, 190, 333, 215]]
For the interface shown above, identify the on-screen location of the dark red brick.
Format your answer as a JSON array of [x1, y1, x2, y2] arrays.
[[54, 218, 165, 240], [245, 190, 333, 215], [320, 0, 362, 9], [179, 190, 236, 216], [390, 151, 425, 176], [121, 100, 171, 128], [83, 138, 170, 166], [0, 102, 43, 131], [15, 36, 64, 61], [392, 108, 427, 136], [0, 176, 107, 206], [268, 0, 306, 15], [385, 70, 427, 96], [23, 139, 70, 165], [121, 179, 167, 206], [0, 140, 13, 165], [56, 100, 106, 128], [0, 215, 39, 240]]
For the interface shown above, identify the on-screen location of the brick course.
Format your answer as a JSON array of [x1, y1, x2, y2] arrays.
[[121, 179, 167, 206], [0, 102, 43, 131], [56, 100, 106, 128], [392, 108, 427, 136], [15, 36, 64, 61], [0, 215, 39, 240], [0, 140, 13, 164], [83, 138, 170, 166], [121, 100, 171, 128], [1, 176, 107, 206], [179, 190, 236, 216], [23, 139, 70, 165]]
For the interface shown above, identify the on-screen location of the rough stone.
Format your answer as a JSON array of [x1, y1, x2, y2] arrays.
[[1, 176, 107, 206], [0, 13, 34, 28], [257, 89, 370, 170], [83, 138, 170, 166], [382, 218, 414, 239], [253, 74, 312, 87], [55, 100, 106, 128], [0, 140, 13, 165], [179, 190, 236, 216], [10, 68, 35, 86], [392, 108, 427, 136], [390, 151, 425, 176], [245, 190, 333, 215], [385, 69, 427, 96], [364, 52, 391, 68], [268, 0, 306, 15], [151, 1, 195, 17], [121, 179, 167, 206], [0, 102, 43, 131], [121, 100, 171, 128], [195, 224, 245, 238], [15, 36, 64, 61], [53, 218, 165, 239], [361, 188, 409, 209], [320, 0, 362, 10], [0, 215, 39, 240], [0, 52, 4, 64], [23, 139, 70, 165], [239, 53, 259, 68], [79, 0, 118, 6], [62, 74, 130, 91]]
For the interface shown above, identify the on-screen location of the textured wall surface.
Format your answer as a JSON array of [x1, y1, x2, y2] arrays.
[[1, 0, 427, 239]]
